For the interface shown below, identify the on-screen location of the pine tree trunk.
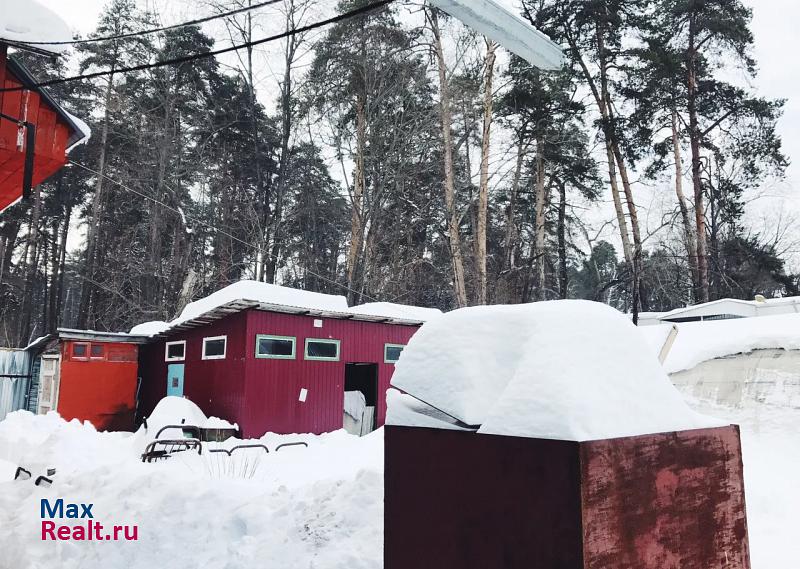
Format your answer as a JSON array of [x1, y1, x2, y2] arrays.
[[346, 91, 367, 302], [19, 179, 43, 342], [557, 180, 568, 299], [430, 8, 468, 308], [503, 138, 525, 272], [77, 75, 114, 328], [476, 39, 496, 305], [533, 139, 547, 301], [687, 16, 710, 302], [671, 109, 698, 297], [606, 142, 632, 263]]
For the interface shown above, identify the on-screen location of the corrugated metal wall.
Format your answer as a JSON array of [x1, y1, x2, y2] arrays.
[[0, 348, 31, 420], [139, 309, 420, 437]]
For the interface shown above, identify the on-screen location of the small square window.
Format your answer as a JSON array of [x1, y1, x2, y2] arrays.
[[202, 336, 227, 360], [256, 335, 296, 359], [90, 344, 105, 359], [384, 344, 405, 364], [72, 343, 88, 359], [304, 339, 340, 361], [165, 341, 186, 362]]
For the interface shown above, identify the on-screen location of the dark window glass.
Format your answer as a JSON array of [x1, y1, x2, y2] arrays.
[[204, 339, 226, 358], [167, 343, 185, 359], [72, 344, 87, 357], [91, 344, 105, 358], [385, 345, 403, 362], [307, 341, 338, 359], [258, 338, 294, 357]]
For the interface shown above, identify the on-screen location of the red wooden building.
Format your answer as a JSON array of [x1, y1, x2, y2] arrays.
[[137, 284, 436, 438], [1, 5, 89, 213]]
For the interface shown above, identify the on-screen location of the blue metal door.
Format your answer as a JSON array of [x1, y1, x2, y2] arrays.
[[167, 364, 184, 397]]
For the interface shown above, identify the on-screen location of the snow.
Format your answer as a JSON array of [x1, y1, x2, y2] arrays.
[[64, 111, 91, 152], [385, 389, 471, 431], [142, 396, 238, 436], [0, 392, 795, 568], [0, 0, 72, 54], [128, 320, 170, 336], [175, 280, 349, 323], [346, 302, 441, 322], [640, 313, 800, 374], [389, 300, 725, 441]]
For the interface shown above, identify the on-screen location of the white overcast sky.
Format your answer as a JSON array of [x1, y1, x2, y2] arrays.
[[39, 0, 800, 264]]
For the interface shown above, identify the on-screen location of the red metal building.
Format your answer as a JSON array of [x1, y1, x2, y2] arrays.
[[26, 330, 149, 431], [138, 297, 426, 438], [0, 46, 88, 212]]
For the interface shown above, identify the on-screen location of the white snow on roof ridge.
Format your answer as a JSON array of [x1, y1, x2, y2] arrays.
[[389, 300, 725, 441], [345, 301, 442, 322], [640, 312, 800, 374], [0, 0, 73, 55], [174, 280, 349, 324], [65, 111, 91, 152]]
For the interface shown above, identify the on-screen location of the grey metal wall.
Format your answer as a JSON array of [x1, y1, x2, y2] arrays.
[[0, 348, 31, 420]]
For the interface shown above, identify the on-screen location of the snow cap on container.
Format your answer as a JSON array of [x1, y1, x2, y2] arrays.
[[389, 300, 725, 441]]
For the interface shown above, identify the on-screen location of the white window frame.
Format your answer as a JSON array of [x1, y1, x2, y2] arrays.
[[165, 340, 187, 362], [202, 335, 227, 360], [304, 338, 341, 362], [384, 343, 405, 364], [255, 334, 296, 360]]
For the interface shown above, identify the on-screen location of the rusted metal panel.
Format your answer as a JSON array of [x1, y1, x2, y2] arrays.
[[581, 425, 750, 569], [385, 426, 584, 569], [385, 425, 750, 569]]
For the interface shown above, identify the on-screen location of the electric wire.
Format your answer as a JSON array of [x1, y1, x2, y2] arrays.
[[18, 0, 284, 46], [0, 0, 395, 93]]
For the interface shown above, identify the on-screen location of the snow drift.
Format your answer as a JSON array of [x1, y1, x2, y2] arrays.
[[389, 300, 725, 441], [639, 313, 800, 374], [0, 0, 72, 54]]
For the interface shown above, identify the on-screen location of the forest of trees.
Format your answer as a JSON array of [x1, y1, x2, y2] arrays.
[[0, 0, 795, 345]]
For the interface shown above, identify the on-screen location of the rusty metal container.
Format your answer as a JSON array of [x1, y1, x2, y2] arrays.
[[385, 424, 750, 569]]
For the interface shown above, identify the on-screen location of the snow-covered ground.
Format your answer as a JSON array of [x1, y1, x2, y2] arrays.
[[0, 391, 796, 569]]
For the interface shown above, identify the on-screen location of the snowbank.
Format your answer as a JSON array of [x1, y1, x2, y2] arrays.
[[346, 302, 441, 322], [389, 300, 724, 441], [175, 280, 349, 323], [0, 0, 72, 54], [640, 313, 800, 374], [142, 396, 237, 436]]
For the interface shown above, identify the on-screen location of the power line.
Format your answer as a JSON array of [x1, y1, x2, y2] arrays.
[[17, 0, 284, 46], [67, 160, 380, 302], [0, 0, 395, 93]]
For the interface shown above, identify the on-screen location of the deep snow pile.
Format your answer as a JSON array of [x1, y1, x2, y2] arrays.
[[640, 313, 800, 373], [0, 0, 72, 54], [142, 396, 237, 436], [390, 300, 724, 440], [0, 411, 382, 569]]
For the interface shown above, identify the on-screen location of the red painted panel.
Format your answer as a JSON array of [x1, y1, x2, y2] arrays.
[[581, 426, 750, 569], [57, 341, 140, 431], [139, 308, 421, 438], [138, 312, 248, 428]]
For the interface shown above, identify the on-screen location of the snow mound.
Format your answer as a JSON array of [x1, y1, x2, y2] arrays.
[[142, 396, 237, 437], [346, 302, 441, 322], [640, 313, 800, 374], [129, 320, 170, 336], [0, 0, 72, 54], [389, 300, 725, 441], [176, 280, 349, 323]]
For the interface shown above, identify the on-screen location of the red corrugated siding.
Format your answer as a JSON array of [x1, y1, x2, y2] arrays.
[[139, 308, 420, 437], [138, 312, 248, 427]]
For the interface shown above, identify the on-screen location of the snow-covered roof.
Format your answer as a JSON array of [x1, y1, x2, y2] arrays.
[[0, 0, 72, 55], [64, 111, 91, 152], [643, 296, 800, 324], [388, 300, 725, 441], [345, 302, 441, 322], [130, 281, 430, 337], [640, 313, 800, 374]]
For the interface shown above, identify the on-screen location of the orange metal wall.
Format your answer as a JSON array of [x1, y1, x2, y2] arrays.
[[0, 46, 72, 211], [57, 341, 139, 431]]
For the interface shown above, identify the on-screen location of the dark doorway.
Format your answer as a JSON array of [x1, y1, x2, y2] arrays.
[[344, 363, 378, 435]]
